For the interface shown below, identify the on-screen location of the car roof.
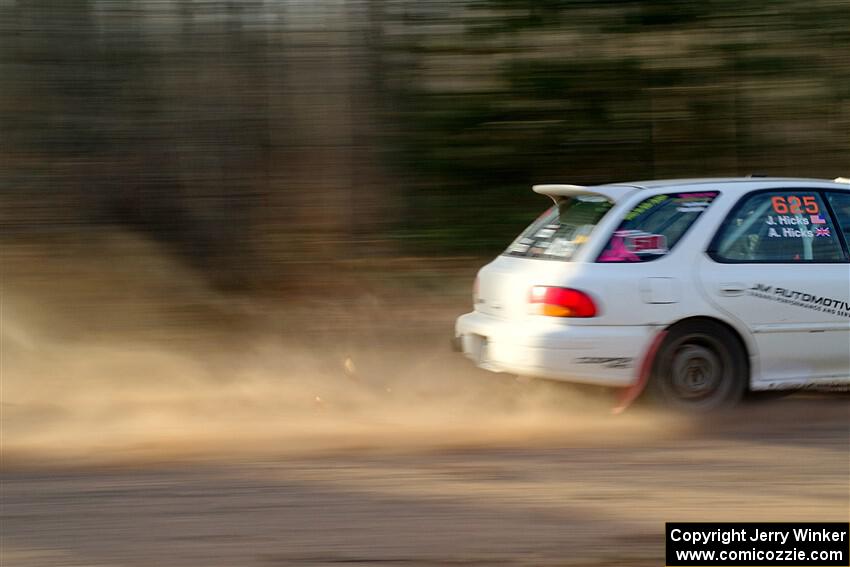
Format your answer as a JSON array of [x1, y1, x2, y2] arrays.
[[598, 177, 850, 193], [534, 177, 849, 204]]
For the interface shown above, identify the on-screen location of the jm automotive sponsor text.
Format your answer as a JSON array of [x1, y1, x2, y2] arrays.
[[749, 283, 850, 319]]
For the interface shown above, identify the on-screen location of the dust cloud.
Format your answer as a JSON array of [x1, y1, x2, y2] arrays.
[[2, 229, 685, 467]]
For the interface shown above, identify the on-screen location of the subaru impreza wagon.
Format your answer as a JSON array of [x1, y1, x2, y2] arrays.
[[454, 177, 850, 410]]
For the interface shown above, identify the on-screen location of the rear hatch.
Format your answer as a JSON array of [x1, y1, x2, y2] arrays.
[[475, 255, 580, 319], [474, 186, 631, 320]]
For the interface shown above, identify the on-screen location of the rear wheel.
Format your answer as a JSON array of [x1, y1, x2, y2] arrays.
[[646, 320, 746, 411]]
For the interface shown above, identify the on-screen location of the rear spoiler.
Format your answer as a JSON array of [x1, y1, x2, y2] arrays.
[[532, 184, 636, 204]]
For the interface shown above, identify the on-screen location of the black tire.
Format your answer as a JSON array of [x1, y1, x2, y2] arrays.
[[646, 320, 747, 411]]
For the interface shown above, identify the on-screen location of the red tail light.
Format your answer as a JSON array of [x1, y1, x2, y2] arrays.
[[529, 286, 598, 317]]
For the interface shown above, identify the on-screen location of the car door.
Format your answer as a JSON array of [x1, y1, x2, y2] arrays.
[[823, 190, 850, 379], [698, 188, 850, 387]]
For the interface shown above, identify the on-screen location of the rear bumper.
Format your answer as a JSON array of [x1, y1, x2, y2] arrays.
[[454, 311, 657, 387]]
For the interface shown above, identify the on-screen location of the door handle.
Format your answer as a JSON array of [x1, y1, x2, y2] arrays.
[[719, 282, 746, 296]]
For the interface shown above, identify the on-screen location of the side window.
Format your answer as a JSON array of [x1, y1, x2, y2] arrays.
[[710, 191, 845, 262], [597, 192, 717, 262], [826, 192, 850, 247]]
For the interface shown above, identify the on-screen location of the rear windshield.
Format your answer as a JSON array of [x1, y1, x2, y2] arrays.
[[503, 195, 614, 261], [597, 191, 718, 262]]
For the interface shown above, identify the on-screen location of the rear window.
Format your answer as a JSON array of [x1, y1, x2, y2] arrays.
[[597, 191, 718, 262], [504, 195, 613, 261]]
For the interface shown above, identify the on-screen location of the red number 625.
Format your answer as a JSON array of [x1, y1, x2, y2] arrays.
[[771, 196, 819, 215]]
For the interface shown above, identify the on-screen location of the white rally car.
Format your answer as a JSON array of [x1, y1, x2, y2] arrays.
[[454, 177, 850, 410]]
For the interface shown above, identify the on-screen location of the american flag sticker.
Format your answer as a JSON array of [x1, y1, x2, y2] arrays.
[[810, 214, 826, 224]]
